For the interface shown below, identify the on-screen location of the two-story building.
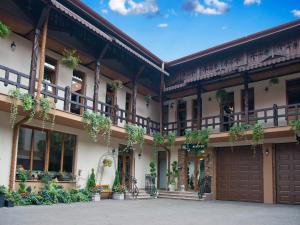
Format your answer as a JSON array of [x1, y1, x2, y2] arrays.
[[0, 0, 299, 204]]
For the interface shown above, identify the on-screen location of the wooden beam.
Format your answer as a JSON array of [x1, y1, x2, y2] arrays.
[[93, 45, 110, 112], [160, 63, 165, 134], [29, 6, 51, 96], [132, 65, 145, 122], [36, 15, 49, 101], [243, 73, 249, 124], [197, 86, 203, 129]]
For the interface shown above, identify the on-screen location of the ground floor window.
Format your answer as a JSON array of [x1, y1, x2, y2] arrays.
[[16, 126, 76, 180]]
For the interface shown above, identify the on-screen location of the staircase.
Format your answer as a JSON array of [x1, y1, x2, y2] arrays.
[[158, 191, 213, 201], [125, 189, 152, 200]]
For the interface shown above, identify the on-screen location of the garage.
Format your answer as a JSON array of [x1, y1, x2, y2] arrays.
[[216, 146, 263, 202], [276, 143, 300, 204]]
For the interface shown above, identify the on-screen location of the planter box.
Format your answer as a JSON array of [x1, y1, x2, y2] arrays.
[[101, 192, 112, 199], [5, 200, 14, 208], [168, 184, 176, 192], [113, 193, 124, 200], [92, 193, 101, 202], [0, 194, 4, 208]]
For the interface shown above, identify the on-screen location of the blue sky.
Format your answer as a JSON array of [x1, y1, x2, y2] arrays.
[[81, 0, 300, 61]]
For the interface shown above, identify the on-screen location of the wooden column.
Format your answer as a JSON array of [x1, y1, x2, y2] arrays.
[[159, 63, 165, 134], [93, 60, 101, 112], [197, 86, 203, 130], [263, 143, 275, 203], [29, 29, 41, 96], [243, 74, 249, 124], [36, 16, 49, 101], [132, 65, 145, 123]]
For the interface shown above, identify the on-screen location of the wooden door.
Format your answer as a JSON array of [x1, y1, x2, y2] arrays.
[[118, 151, 133, 186]]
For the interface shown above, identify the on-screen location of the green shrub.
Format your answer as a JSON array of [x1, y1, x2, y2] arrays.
[[86, 169, 96, 193]]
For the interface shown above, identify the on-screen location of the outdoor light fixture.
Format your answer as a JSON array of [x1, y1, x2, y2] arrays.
[[170, 103, 174, 109], [138, 153, 142, 158], [265, 149, 269, 156], [10, 41, 16, 51], [112, 148, 116, 154], [208, 97, 212, 102]]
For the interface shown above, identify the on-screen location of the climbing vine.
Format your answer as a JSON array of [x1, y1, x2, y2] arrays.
[[0, 21, 11, 39], [82, 111, 112, 144], [252, 123, 264, 151], [166, 132, 176, 150], [40, 98, 55, 129], [125, 124, 144, 153], [229, 124, 251, 144], [9, 89, 21, 127], [185, 128, 211, 148]]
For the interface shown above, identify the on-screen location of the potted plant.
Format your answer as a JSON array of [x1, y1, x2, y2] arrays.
[[112, 184, 125, 200], [103, 159, 112, 167], [61, 49, 80, 70], [4, 191, 15, 208], [0, 185, 7, 208], [87, 169, 100, 202], [166, 161, 179, 191], [0, 21, 11, 39], [289, 120, 300, 137]]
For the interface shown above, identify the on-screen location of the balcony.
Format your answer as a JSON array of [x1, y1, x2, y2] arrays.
[[0, 64, 160, 135]]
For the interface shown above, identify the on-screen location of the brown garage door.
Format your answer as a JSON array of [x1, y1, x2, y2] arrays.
[[276, 143, 300, 204], [216, 146, 263, 202]]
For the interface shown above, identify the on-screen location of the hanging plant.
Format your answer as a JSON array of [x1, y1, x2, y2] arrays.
[[269, 78, 279, 86], [252, 123, 264, 150], [61, 49, 80, 70], [125, 124, 144, 153], [185, 128, 211, 148], [153, 132, 164, 147], [103, 159, 112, 167], [8, 89, 21, 127], [110, 80, 123, 90], [40, 97, 54, 129], [82, 111, 112, 144], [289, 120, 300, 136], [0, 21, 11, 39], [229, 124, 251, 144], [166, 132, 176, 150], [21, 94, 36, 122], [144, 96, 152, 107]]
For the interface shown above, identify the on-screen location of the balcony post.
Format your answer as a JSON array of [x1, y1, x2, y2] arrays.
[[243, 73, 250, 125], [197, 86, 203, 130], [64, 86, 71, 111], [114, 104, 119, 125], [93, 60, 101, 112], [132, 65, 145, 124], [147, 117, 151, 135], [160, 63, 165, 134], [273, 104, 278, 127]]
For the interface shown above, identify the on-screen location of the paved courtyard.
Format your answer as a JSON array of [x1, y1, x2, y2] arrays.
[[0, 199, 299, 225]]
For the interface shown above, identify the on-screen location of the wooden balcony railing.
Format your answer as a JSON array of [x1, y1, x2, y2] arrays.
[[0, 65, 160, 135], [164, 103, 300, 136]]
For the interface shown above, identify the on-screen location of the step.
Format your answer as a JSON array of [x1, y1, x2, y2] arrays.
[[158, 195, 201, 201]]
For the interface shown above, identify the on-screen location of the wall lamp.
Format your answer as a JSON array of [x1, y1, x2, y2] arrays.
[[265, 149, 269, 156], [170, 103, 174, 109], [10, 41, 16, 51]]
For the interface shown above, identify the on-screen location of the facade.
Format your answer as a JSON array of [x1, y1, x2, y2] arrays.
[[0, 0, 299, 205]]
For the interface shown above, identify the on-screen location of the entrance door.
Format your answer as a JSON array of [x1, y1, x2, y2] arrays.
[[118, 148, 133, 186], [186, 153, 205, 192], [158, 151, 167, 189], [177, 101, 186, 136], [276, 143, 300, 204]]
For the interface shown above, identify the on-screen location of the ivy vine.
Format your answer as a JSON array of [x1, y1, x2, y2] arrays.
[[82, 111, 112, 144], [166, 132, 176, 150], [125, 124, 144, 153], [252, 123, 264, 151], [185, 128, 211, 148], [229, 124, 251, 144], [289, 120, 300, 135], [40, 98, 55, 129], [9, 89, 21, 127], [0, 21, 11, 39]]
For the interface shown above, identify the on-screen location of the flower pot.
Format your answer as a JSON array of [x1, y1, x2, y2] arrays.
[[0, 194, 5, 208], [4, 200, 14, 208], [101, 192, 112, 199], [168, 184, 176, 192], [113, 192, 124, 200], [92, 193, 101, 202]]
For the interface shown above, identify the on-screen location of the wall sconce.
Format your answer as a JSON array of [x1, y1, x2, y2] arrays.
[[78, 169, 82, 177], [265, 149, 269, 156], [265, 87, 269, 92], [170, 103, 174, 109], [10, 41, 16, 51], [138, 153, 142, 158], [208, 97, 212, 102], [112, 148, 116, 154]]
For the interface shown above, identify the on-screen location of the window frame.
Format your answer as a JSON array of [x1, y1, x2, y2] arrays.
[[17, 125, 77, 177]]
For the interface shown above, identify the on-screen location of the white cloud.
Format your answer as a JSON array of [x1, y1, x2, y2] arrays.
[[291, 9, 300, 17], [102, 9, 109, 14], [108, 0, 159, 15], [164, 8, 177, 19], [182, 0, 229, 15], [157, 23, 168, 28], [244, 0, 261, 6]]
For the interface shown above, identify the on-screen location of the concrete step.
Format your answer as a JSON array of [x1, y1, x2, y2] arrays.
[[125, 190, 152, 200], [158, 195, 201, 201], [157, 191, 212, 201]]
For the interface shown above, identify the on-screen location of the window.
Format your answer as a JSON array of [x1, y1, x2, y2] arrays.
[[287, 79, 300, 105], [44, 57, 57, 91], [16, 127, 76, 177], [71, 70, 85, 115]]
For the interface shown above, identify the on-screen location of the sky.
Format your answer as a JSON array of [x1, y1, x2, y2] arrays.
[[81, 0, 300, 61]]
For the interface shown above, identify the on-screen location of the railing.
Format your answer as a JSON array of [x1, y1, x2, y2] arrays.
[[164, 103, 300, 135], [0, 65, 160, 135]]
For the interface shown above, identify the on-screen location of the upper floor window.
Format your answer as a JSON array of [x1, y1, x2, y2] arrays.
[[241, 88, 254, 112], [44, 56, 57, 93], [287, 79, 300, 105], [71, 70, 85, 115], [16, 126, 76, 178]]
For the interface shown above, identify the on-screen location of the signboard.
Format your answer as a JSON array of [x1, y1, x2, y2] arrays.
[[182, 144, 205, 153]]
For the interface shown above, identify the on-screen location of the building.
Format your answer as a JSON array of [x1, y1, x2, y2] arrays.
[[0, 0, 299, 204]]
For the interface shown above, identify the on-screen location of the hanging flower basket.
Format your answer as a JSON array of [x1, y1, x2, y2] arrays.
[[0, 21, 11, 39], [61, 49, 80, 70], [103, 159, 112, 167], [110, 80, 123, 90]]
